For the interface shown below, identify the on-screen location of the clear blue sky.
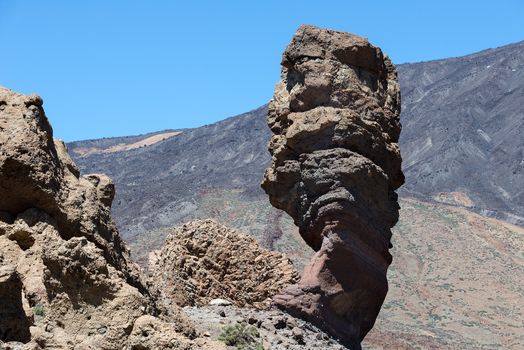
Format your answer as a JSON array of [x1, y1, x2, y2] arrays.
[[1, 1, 523, 141]]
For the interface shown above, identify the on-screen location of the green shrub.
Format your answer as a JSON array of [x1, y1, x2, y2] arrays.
[[218, 322, 264, 350], [34, 304, 45, 317]]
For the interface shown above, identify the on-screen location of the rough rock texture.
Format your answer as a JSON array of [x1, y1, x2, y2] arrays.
[[0, 87, 138, 284], [261, 25, 404, 348], [0, 86, 222, 349], [149, 219, 299, 309]]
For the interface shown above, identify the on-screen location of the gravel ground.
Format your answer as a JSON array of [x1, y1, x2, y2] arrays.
[[183, 304, 349, 349]]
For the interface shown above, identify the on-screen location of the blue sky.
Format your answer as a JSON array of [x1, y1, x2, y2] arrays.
[[1, 1, 523, 141]]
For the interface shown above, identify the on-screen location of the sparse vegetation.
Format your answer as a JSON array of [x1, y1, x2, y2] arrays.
[[34, 304, 45, 317], [218, 322, 264, 350]]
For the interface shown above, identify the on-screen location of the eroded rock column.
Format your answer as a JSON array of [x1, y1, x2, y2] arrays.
[[261, 25, 404, 348]]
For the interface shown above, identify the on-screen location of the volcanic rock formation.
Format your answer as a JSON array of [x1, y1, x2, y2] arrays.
[[261, 25, 404, 348], [0, 86, 222, 349], [149, 219, 299, 309]]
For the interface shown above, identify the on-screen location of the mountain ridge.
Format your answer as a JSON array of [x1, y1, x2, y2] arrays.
[[398, 39, 524, 66]]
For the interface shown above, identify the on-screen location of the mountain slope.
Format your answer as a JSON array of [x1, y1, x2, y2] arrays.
[[68, 106, 272, 249], [398, 40, 524, 224], [365, 199, 524, 349], [68, 40, 524, 241]]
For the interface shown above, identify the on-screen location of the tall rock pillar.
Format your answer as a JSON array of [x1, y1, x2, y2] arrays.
[[261, 25, 404, 348]]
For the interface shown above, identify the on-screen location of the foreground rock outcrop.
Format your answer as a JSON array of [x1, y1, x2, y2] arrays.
[[261, 25, 404, 348], [0, 86, 223, 349], [149, 219, 299, 309]]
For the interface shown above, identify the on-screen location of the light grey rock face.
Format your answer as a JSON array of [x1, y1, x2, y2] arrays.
[[261, 25, 404, 348]]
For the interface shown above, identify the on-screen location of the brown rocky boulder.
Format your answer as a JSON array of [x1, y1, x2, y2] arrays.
[[148, 219, 300, 309], [261, 25, 404, 348], [0, 86, 136, 282], [0, 86, 222, 349]]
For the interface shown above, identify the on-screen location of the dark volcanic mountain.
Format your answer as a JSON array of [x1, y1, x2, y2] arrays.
[[398, 40, 524, 224], [69, 40, 524, 244], [68, 106, 279, 263]]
